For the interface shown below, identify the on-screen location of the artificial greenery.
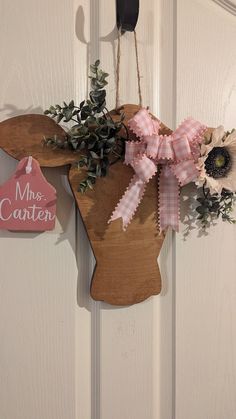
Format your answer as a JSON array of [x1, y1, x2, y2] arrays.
[[196, 183, 236, 228], [44, 63, 236, 232], [44, 60, 127, 192]]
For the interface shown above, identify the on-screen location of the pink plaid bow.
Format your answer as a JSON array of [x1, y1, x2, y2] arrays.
[[109, 108, 206, 232]]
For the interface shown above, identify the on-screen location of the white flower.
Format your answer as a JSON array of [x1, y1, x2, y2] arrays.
[[196, 126, 236, 194]]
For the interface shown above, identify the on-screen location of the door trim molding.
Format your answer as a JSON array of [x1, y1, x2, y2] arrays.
[[212, 0, 236, 15]]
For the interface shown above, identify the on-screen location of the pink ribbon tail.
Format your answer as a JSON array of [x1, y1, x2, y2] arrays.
[[159, 166, 179, 233], [109, 175, 146, 230]]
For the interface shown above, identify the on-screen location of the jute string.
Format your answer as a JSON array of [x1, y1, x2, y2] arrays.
[[115, 29, 143, 110]]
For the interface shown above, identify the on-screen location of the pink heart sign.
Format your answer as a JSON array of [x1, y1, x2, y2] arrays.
[[0, 156, 56, 231]]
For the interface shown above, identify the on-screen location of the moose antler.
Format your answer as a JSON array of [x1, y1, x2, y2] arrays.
[[0, 104, 170, 305]]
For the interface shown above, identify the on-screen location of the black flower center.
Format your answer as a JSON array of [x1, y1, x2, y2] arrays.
[[204, 146, 231, 178]]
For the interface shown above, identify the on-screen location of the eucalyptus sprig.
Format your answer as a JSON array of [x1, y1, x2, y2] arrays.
[[44, 60, 127, 192], [196, 183, 236, 228]]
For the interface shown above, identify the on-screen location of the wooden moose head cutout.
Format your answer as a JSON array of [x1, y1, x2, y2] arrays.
[[0, 105, 172, 306]]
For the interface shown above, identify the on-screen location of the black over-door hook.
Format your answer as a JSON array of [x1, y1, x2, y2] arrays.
[[116, 0, 139, 33]]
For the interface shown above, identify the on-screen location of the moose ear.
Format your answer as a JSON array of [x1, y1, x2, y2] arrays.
[[0, 114, 78, 167]]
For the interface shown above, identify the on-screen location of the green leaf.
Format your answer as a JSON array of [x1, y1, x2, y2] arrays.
[[106, 137, 116, 145], [80, 100, 85, 108], [90, 151, 100, 159], [96, 164, 101, 177], [87, 171, 97, 178], [70, 139, 78, 150], [86, 116, 97, 126], [57, 114, 64, 123], [87, 179, 94, 189], [96, 139, 106, 149], [43, 60, 126, 195], [49, 106, 56, 115], [78, 140, 86, 150], [196, 206, 207, 215], [81, 106, 92, 120], [64, 108, 73, 122], [69, 100, 74, 109], [89, 176, 96, 184], [197, 197, 205, 205], [90, 64, 97, 74], [88, 134, 98, 149]]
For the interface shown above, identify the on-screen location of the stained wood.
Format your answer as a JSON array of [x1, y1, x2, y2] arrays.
[[0, 114, 78, 167], [0, 104, 171, 305], [69, 104, 169, 305], [69, 161, 164, 305]]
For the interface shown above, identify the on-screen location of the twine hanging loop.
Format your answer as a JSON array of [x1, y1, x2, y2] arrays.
[[115, 29, 143, 109]]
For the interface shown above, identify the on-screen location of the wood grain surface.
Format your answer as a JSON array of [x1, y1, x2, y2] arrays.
[[0, 104, 170, 305], [70, 161, 164, 305], [71, 104, 169, 304], [0, 114, 77, 167]]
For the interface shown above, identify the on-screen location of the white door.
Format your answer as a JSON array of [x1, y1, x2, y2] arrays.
[[0, 1, 235, 419]]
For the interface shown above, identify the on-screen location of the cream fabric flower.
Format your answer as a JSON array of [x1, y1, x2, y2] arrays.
[[196, 126, 236, 194]]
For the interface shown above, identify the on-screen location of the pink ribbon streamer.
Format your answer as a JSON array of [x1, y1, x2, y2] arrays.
[[109, 108, 206, 232]]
